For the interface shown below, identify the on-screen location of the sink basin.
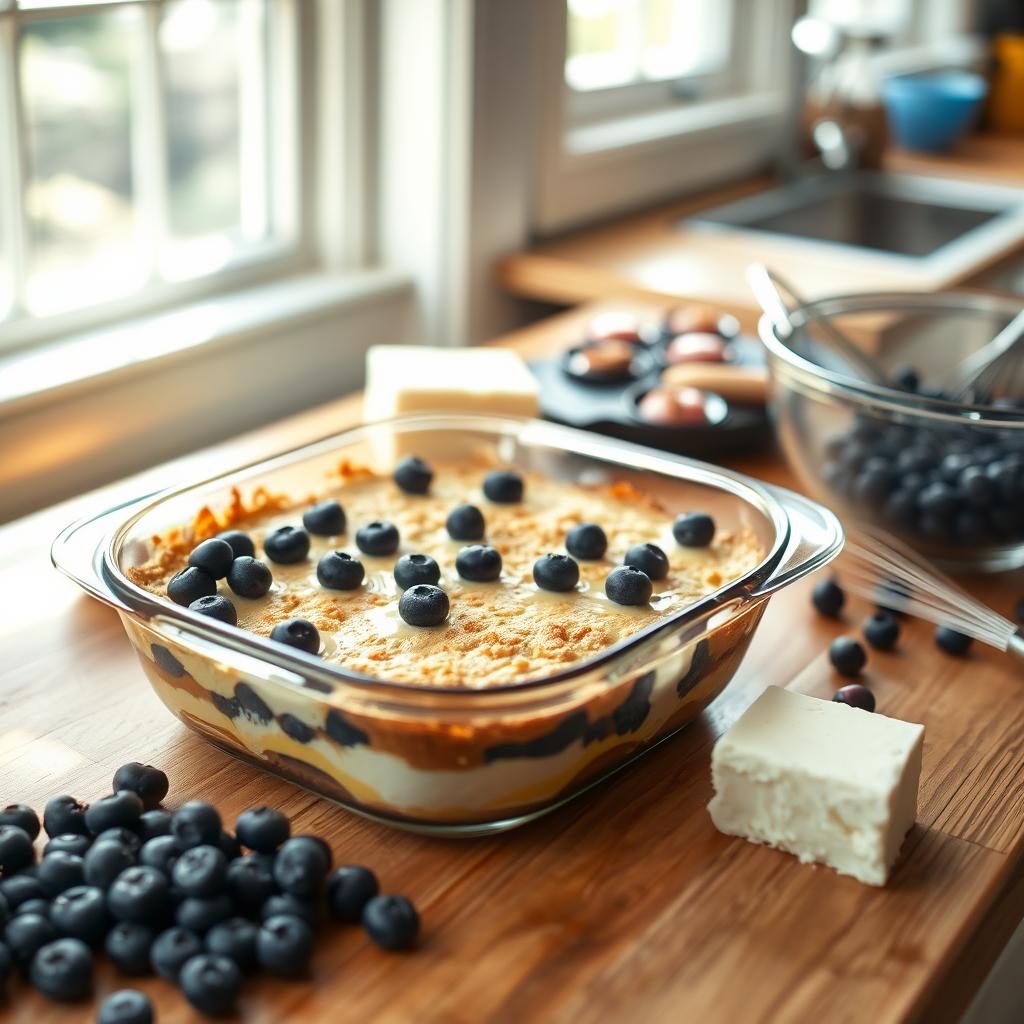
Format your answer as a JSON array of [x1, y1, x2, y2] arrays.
[[686, 172, 1024, 277]]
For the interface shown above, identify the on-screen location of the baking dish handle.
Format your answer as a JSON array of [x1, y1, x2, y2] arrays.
[[748, 484, 844, 598]]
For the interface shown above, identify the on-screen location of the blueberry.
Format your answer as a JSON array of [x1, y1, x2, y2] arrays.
[[218, 831, 242, 862], [111, 763, 169, 812], [303, 499, 346, 536], [960, 464, 995, 508], [326, 865, 378, 923], [217, 529, 255, 559], [37, 852, 85, 897], [29, 937, 93, 1001], [0, 804, 40, 840], [811, 578, 845, 618], [172, 846, 228, 899], [298, 834, 332, 870], [533, 553, 580, 592], [188, 594, 238, 625], [50, 886, 109, 944], [167, 566, 217, 606], [43, 834, 92, 859], [226, 556, 273, 599], [273, 837, 329, 898], [264, 525, 310, 564], [176, 894, 235, 934], [604, 566, 652, 606], [317, 550, 365, 590], [1015, 597, 1024, 623], [150, 926, 203, 980], [833, 683, 876, 712], [483, 470, 523, 504], [226, 855, 276, 915], [455, 544, 502, 582], [884, 488, 918, 527], [179, 953, 241, 1015], [394, 553, 441, 589], [446, 504, 485, 541], [0, 941, 10, 984], [205, 917, 258, 973], [108, 866, 172, 924], [362, 894, 419, 951], [891, 365, 919, 391], [85, 792, 143, 836], [270, 618, 321, 654], [93, 828, 141, 855], [855, 463, 893, 504], [83, 841, 135, 890], [394, 456, 433, 495], [260, 894, 317, 927], [398, 584, 449, 627], [15, 898, 50, 918], [172, 802, 222, 850], [355, 520, 400, 556], [104, 923, 155, 975], [98, 989, 154, 1024], [917, 481, 959, 520], [235, 807, 290, 854], [0, 895, 8, 926], [188, 538, 235, 579], [896, 446, 934, 474], [829, 637, 867, 677], [672, 512, 715, 547], [936, 626, 972, 656], [0, 825, 35, 874], [624, 543, 669, 581], [5, 913, 57, 963], [256, 915, 314, 977], [863, 611, 899, 651], [0, 874, 46, 909], [139, 835, 180, 875], [137, 809, 172, 842], [565, 522, 607, 560]]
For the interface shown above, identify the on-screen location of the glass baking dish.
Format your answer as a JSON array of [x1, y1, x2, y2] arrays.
[[52, 415, 842, 835]]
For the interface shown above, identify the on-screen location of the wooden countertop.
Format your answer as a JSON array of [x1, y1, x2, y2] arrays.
[[4, 301, 1024, 1022], [498, 136, 1024, 327]]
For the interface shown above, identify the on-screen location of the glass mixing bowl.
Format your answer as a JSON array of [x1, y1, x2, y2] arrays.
[[759, 289, 1024, 572]]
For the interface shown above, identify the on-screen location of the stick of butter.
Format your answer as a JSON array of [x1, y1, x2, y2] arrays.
[[708, 686, 924, 886], [364, 345, 540, 421]]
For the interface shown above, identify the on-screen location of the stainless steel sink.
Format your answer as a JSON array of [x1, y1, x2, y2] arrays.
[[686, 172, 1024, 278]]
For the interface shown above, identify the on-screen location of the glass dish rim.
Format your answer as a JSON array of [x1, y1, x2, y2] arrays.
[[92, 414, 795, 699], [758, 288, 1024, 428]]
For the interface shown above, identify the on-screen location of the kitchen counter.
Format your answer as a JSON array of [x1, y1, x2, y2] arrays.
[[4, 301, 1024, 1022], [499, 136, 1024, 324]]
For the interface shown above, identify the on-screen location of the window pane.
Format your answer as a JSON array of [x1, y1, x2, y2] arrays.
[[160, 0, 269, 281], [20, 9, 145, 316]]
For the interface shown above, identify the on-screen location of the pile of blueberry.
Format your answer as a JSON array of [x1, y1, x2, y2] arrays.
[[0, 764, 419, 1020], [166, 457, 721, 641]]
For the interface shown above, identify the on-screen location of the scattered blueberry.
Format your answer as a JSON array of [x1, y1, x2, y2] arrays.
[[398, 585, 449, 628], [0, 825, 35, 874], [84, 791, 143, 836], [394, 456, 433, 495], [0, 804, 40, 840], [139, 835, 180, 875], [565, 522, 607, 560], [5, 913, 58, 964], [533, 553, 580, 593], [188, 594, 238, 626], [362, 894, 419, 951], [172, 845, 228, 899], [811, 578, 845, 618], [36, 851, 85, 897], [236, 807, 290, 854], [29, 937, 93, 1001], [15, 898, 50, 918], [264, 526, 311, 564], [179, 953, 241, 1015], [93, 828, 141, 856], [172, 802, 222, 850], [137, 809, 172, 842], [455, 545, 502, 582], [936, 626, 973, 656], [672, 512, 715, 548], [217, 530, 255, 559], [446, 504, 485, 541], [326, 865, 378, 923], [355, 521, 400, 556], [273, 837, 329, 898], [188, 538, 235, 579], [108, 866, 172, 924], [0, 874, 47, 910], [303, 499, 346, 536], [113, 763, 169, 811], [317, 550, 365, 590], [104, 923, 155, 975], [98, 989, 154, 1024], [829, 637, 867, 677], [150, 926, 203, 980], [624, 543, 669, 581], [167, 566, 217, 607], [260, 894, 317, 927], [1016, 597, 1024, 623], [863, 611, 900, 651], [206, 917, 258, 973], [394, 553, 441, 589], [256, 915, 314, 977], [226, 556, 273, 599], [43, 834, 92, 859], [270, 618, 321, 654], [0, 941, 11, 984], [832, 683, 876, 712], [483, 470, 523, 504], [43, 796, 89, 838], [226, 856, 276, 916], [176, 895, 235, 934], [604, 566, 652, 606], [219, 830, 242, 861], [83, 841, 135, 890]]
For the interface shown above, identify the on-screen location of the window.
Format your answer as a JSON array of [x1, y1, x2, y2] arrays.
[[0, 0, 300, 349]]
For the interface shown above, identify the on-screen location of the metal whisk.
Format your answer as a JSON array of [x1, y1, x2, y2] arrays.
[[943, 306, 1024, 405], [841, 524, 1024, 663]]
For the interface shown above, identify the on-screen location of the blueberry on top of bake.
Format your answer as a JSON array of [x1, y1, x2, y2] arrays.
[[445, 503, 485, 541], [533, 554, 580, 593], [398, 584, 449, 627], [565, 522, 607, 561], [270, 619, 320, 655], [317, 551, 365, 591], [226, 557, 273, 599], [188, 539, 235, 580], [393, 554, 441, 590], [673, 512, 715, 548], [217, 530, 255, 559], [168, 567, 217, 607], [302, 500, 346, 537], [394, 456, 433, 495], [605, 566, 652, 606], [263, 526, 310, 565], [482, 470, 523, 504], [455, 545, 502, 582], [624, 543, 669, 581], [355, 521, 400, 556], [189, 595, 238, 626]]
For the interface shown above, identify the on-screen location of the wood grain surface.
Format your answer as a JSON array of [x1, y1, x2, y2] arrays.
[[2, 301, 1024, 1023]]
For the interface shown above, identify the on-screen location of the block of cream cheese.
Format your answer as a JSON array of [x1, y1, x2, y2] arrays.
[[363, 345, 540, 421], [708, 686, 923, 886]]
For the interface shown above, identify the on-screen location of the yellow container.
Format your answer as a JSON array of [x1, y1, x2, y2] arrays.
[[989, 34, 1024, 135]]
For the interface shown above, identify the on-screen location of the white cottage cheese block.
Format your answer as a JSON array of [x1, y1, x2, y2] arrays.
[[708, 686, 924, 886]]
